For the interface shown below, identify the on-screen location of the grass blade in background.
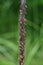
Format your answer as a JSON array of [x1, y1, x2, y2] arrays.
[[0, 38, 18, 53]]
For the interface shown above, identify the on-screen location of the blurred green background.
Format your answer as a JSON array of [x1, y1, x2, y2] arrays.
[[0, 0, 43, 65]]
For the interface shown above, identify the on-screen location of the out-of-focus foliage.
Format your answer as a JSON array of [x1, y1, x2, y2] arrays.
[[0, 0, 43, 65]]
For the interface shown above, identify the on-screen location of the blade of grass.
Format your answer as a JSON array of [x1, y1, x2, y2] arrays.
[[0, 59, 16, 65], [0, 32, 19, 39], [25, 19, 39, 31], [25, 37, 43, 65], [0, 46, 14, 62], [0, 38, 18, 53]]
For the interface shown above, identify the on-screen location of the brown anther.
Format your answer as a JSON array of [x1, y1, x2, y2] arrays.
[[20, 55, 23, 59], [21, 62, 24, 65]]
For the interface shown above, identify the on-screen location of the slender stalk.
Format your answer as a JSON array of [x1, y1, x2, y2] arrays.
[[19, 0, 26, 65]]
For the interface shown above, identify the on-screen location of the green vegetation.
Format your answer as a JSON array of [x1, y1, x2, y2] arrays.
[[0, 0, 43, 65]]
